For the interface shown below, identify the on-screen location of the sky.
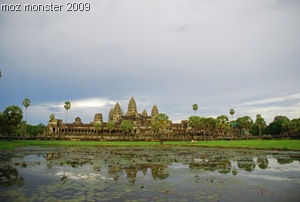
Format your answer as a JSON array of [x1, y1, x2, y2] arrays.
[[0, 0, 299, 125]]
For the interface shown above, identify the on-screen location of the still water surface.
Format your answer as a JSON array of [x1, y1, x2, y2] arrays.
[[0, 146, 299, 201]]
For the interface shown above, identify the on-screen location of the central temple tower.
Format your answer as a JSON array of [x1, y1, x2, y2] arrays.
[[125, 96, 138, 117]]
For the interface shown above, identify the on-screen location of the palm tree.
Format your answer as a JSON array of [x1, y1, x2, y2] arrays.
[[216, 115, 229, 137], [50, 114, 55, 121], [192, 104, 198, 115], [64, 101, 71, 133], [188, 115, 201, 140], [229, 109, 235, 120], [229, 109, 235, 136], [236, 116, 253, 136], [151, 113, 171, 144], [94, 122, 102, 135], [22, 98, 30, 137], [107, 121, 115, 137], [255, 114, 266, 136], [120, 120, 133, 136]]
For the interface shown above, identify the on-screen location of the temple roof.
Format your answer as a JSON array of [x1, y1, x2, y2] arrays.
[[114, 102, 121, 116], [108, 107, 114, 121], [151, 104, 159, 117], [125, 96, 138, 116], [128, 96, 137, 108], [142, 109, 148, 117]]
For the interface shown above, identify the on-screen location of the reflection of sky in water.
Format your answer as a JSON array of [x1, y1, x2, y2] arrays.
[[168, 163, 189, 169], [55, 171, 114, 181], [235, 157, 300, 182]]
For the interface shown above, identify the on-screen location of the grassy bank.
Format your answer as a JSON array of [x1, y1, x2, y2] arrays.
[[0, 140, 299, 150]]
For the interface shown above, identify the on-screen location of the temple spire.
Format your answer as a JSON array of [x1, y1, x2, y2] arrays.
[[112, 102, 122, 122], [151, 104, 159, 117], [142, 109, 148, 117], [125, 96, 138, 116]]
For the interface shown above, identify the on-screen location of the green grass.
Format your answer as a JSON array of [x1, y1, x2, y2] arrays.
[[0, 140, 300, 150]]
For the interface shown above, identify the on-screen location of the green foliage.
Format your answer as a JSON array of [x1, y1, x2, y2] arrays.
[[22, 98, 31, 108], [64, 101, 71, 110], [0, 112, 9, 134], [3, 105, 23, 131], [1, 106, 23, 139], [286, 118, 300, 135], [64, 101, 71, 124], [50, 114, 55, 120], [120, 120, 133, 134], [14, 123, 46, 137], [192, 104, 198, 114], [27, 124, 46, 137], [107, 121, 115, 133], [204, 117, 216, 132], [216, 115, 230, 134], [188, 116, 201, 129], [251, 114, 267, 136], [236, 116, 253, 136], [216, 115, 229, 122], [22, 98, 31, 136], [151, 113, 171, 134], [265, 116, 300, 136], [94, 122, 102, 134], [229, 109, 235, 116], [188, 116, 221, 136], [265, 115, 289, 135]]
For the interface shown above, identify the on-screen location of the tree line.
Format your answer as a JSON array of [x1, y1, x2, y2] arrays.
[[0, 99, 45, 139], [188, 104, 300, 137]]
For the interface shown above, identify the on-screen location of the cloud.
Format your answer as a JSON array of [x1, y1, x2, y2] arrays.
[[0, 0, 299, 125], [71, 98, 116, 108], [240, 93, 300, 107], [235, 92, 300, 123]]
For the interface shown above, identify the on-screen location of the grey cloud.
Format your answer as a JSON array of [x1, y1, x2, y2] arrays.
[[0, 0, 299, 124]]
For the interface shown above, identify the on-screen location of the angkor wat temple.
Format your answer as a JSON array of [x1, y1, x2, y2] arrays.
[[41, 97, 188, 140]]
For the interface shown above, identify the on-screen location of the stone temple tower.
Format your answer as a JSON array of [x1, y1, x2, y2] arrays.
[[151, 104, 159, 117], [94, 113, 103, 124], [113, 102, 122, 122], [108, 108, 114, 121], [142, 109, 148, 117], [125, 97, 138, 116]]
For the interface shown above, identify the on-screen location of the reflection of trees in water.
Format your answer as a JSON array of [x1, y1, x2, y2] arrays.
[[257, 158, 269, 169], [43, 152, 63, 161], [43, 150, 93, 169], [277, 157, 293, 165], [108, 163, 122, 181], [237, 159, 256, 172], [219, 160, 231, 174], [0, 166, 21, 187], [151, 164, 169, 180], [107, 163, 169, 183], [273, 153, 300, 165], [124, 165, 138, 183], [66, 158, 91, 168], [189, 158, 232, 174]]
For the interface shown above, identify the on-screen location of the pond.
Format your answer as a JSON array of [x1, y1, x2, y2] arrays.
[[0, 146, 299, 201]]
